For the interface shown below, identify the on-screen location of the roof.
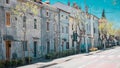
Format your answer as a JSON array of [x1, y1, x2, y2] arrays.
[[53, 2, 99, 20], [53, 2, 79, 14]]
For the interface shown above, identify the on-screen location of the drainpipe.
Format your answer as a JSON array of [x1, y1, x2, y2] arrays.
[[85, 23, 88, 53], [91, 16, 94, 48], [58, 9, 61, 52], [23, 14, 26, 64]]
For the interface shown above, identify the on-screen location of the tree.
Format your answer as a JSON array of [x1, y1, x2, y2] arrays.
[[72, 8, 85, 53], [12, 0, 39, 16], [99, 21, 116, 49], [116, 29, 120, 37], [12, 0, 39, 64]]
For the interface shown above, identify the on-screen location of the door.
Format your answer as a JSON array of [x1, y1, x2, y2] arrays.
[[47, 41, 50, 53], [34, 41, 37, 57], [5, 41, 11, 60]]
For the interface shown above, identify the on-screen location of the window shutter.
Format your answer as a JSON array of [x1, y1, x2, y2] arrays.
[[6, 12, 10, 26]]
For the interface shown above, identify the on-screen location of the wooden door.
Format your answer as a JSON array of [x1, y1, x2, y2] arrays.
[[5, 41, 11, 60]]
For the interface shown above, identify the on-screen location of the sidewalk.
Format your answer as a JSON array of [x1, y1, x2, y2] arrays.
[[17, 51, 101, 68], [17, 53, 86, 68], [17, 46, 119, 68]]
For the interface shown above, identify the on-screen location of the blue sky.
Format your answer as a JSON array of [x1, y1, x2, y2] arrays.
[[43, 0, 120, 29]]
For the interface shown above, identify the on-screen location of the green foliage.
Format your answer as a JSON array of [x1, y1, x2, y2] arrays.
[[11, 60, 17, 66], [12, 1, 39, 16], [45, 52, 57, 59], [17, 59, 24, 66], [0, 61, 5, 68], [45, 48, 76, 59], [4, 60, 12, 67], [99, 22, 116, 35], [0, 58, 33, 68], [25, 57, 32, 64]]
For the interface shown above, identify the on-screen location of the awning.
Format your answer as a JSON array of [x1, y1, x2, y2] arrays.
[[3, 35, 14, 41]]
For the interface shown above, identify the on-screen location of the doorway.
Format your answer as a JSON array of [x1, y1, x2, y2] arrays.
[[5, 41, 11, 60], [34, 41, 37, 57], [47, 41, 50, 53]]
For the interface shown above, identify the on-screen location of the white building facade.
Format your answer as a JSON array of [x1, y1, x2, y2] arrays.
[[0, 0, 41, 60]]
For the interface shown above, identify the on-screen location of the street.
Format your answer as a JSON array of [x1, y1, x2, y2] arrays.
[[18, 46, 120, 68]]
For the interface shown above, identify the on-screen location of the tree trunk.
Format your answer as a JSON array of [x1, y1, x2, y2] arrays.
[[77, 36, 82, 53]]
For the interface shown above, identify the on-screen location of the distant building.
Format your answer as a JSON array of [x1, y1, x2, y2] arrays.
[[53, 2, 99, 52], [40, 2, 60, 55], [53, 3, 70, 51]]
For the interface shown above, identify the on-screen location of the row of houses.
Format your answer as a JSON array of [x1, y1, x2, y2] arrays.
[[0, 0, 99, 60]]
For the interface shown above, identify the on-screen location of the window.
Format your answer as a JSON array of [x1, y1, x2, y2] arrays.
[[23, 41, 27, 51], [66, 26, 68, 33], [34, 19, 37, 29], [66, 42, 69, 49], [46, 11, 49, 16], [23, 16, 26, 28], [54, 39, 56, 51], [72, 24, 73, 30], [47, 22, 49, 31], [34, 41, 37, 57], [23, 16, 26, 22], [15, 17, 17, 21], [94, 28, 96, 33], [47, 41, 50, 53], [66, 16, 68, 19], [87, 24, 88, 31], [62, 26, 64, 33], [6, 0, 9, 4], [72, 40, 74, 47], [6, 12, 10, 26]]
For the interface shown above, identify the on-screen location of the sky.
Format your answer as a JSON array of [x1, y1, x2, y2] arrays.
[[43, 0, 120, 29]]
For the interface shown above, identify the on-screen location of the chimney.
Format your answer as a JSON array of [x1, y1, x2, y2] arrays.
[[35, 0, 39, 2], [73, 3, 77, 8], [68, 0, 70, 6], [76, 5, 79, 9], [73, 2, 75, 7], [85, 5, 88, 14], [36, 0, 42, 2], [38, 0, 43, 4], [17, 0, 27, 2], [45, 0, 50, 4], [73, 3, 79, 9]]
